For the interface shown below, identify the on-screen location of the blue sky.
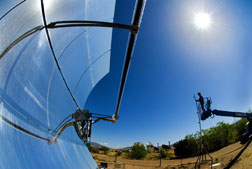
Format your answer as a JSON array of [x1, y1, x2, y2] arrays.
[[86, 0, 252, 148]]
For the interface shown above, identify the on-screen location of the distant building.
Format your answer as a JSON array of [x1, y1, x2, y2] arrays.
[[146, 141, 152, 147], [146, 141, 154, 153], [154, 146, 159, 152], [170, 145, 175, 150], [161, 144, 170, 150]]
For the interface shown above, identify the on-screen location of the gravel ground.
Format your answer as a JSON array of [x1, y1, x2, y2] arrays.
[[92, 141, 250, 169]]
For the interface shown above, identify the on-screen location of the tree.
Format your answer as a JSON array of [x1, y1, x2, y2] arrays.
[[174, 109, 252, 158], [130, 143, 147, 159], [114, 151, 122, 162], [174, 135, 198, 158], [100, 146, 109, 155], [88, 146, 99, 154], [234, 118, 248, 137], [159, 148, 168, 166]]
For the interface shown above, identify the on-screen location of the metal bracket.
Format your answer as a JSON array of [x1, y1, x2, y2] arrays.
[[72, 109, 91, 122]]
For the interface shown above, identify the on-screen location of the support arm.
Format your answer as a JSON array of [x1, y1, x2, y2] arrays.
[[195, 96, 252, 144], [201, 109, 252, 121], [213, 110, 252, 119]]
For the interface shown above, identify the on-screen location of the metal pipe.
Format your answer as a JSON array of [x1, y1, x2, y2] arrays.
[[50, 122, 74, 145], [114, 0, 146, 121], [47, 20, 132, 31]]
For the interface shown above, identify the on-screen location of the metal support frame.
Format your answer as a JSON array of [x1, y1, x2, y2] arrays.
[[114, 0, 146, 120], [48, 0, 147, 122], [1, 0, 146, 124], [0, 20, 136, 61], [0, 0, 146, 145], [49, 109, 114, 145], [48, 0, 147, 123], [47, 20, 135, 32], [194, 95, 213, 169]]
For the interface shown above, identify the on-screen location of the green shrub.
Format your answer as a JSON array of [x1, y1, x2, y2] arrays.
[[129, 143, 147, 159], [88, 146, 99, 154], [100, 146, 109, 155], [159, 148, 168, 159]]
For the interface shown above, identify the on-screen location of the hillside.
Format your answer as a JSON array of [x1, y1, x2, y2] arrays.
[[92, 141, 251, 169]]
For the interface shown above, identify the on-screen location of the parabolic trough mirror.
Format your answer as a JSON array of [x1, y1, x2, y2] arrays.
[[0, 0, 145, 168]]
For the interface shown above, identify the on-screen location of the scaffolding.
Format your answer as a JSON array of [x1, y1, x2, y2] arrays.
[[194, 95, 213, 169]]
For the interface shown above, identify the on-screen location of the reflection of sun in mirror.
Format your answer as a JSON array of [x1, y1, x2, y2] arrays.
[[37, 0, 52, 11], [43, 0, 53, 9], [194, 12, 211, 30]]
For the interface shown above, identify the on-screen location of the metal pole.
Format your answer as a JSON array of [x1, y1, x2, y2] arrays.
[[194, 95, 203, 154], [114, 0, 146, 121]]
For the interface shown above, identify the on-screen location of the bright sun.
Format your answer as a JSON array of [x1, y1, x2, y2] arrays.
[[194, 12, 211, 30]]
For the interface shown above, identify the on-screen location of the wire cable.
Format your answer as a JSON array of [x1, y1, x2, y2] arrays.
[[40, 0, 81, 110]]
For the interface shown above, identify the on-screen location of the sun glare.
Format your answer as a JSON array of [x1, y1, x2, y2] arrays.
[[194, 12, 211, 30]]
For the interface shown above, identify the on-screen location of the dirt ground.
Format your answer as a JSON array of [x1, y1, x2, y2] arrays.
[[231, 141, 252, 169], [92, 141, 251, 169]]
